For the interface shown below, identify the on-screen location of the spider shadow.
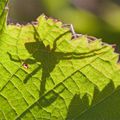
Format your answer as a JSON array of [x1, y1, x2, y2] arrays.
[[8, 24, 106, 97]]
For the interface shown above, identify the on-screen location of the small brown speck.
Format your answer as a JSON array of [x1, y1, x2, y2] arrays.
[[22, 63, 29, 69]]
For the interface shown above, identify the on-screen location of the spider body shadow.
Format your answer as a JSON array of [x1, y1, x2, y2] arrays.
[[8, 24, 107, 97]]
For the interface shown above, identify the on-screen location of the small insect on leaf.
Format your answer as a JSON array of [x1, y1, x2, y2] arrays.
[[22, 63, 29, 69]]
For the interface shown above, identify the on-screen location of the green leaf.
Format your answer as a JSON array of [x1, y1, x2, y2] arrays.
[[0, 2, 120, 120], [0, 0, 8, 31]]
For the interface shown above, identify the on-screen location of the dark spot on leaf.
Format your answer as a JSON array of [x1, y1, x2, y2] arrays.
[[22, 63, 29, 69]]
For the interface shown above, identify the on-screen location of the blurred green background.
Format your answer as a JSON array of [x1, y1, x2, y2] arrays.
[[8, 0, 120, 52]]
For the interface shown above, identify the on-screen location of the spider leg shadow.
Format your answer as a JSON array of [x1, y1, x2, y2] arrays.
[[39, 70, 49, 96], [23, 64, 42, 83], [7, 52, 22, 62]]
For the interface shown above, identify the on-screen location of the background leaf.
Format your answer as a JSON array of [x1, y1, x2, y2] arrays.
[[0, 0, 8, 31]]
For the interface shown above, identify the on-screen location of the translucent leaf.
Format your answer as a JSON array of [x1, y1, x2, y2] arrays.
[[0, 2, 120, 120]]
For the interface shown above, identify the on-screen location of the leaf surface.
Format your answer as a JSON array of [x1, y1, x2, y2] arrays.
[[0, 2, 120, 120]]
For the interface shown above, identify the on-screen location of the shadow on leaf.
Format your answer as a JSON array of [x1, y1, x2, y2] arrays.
[[15, 79, 120, 119], [66, 80, 120, 120], [8, 23, 107, 97]]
